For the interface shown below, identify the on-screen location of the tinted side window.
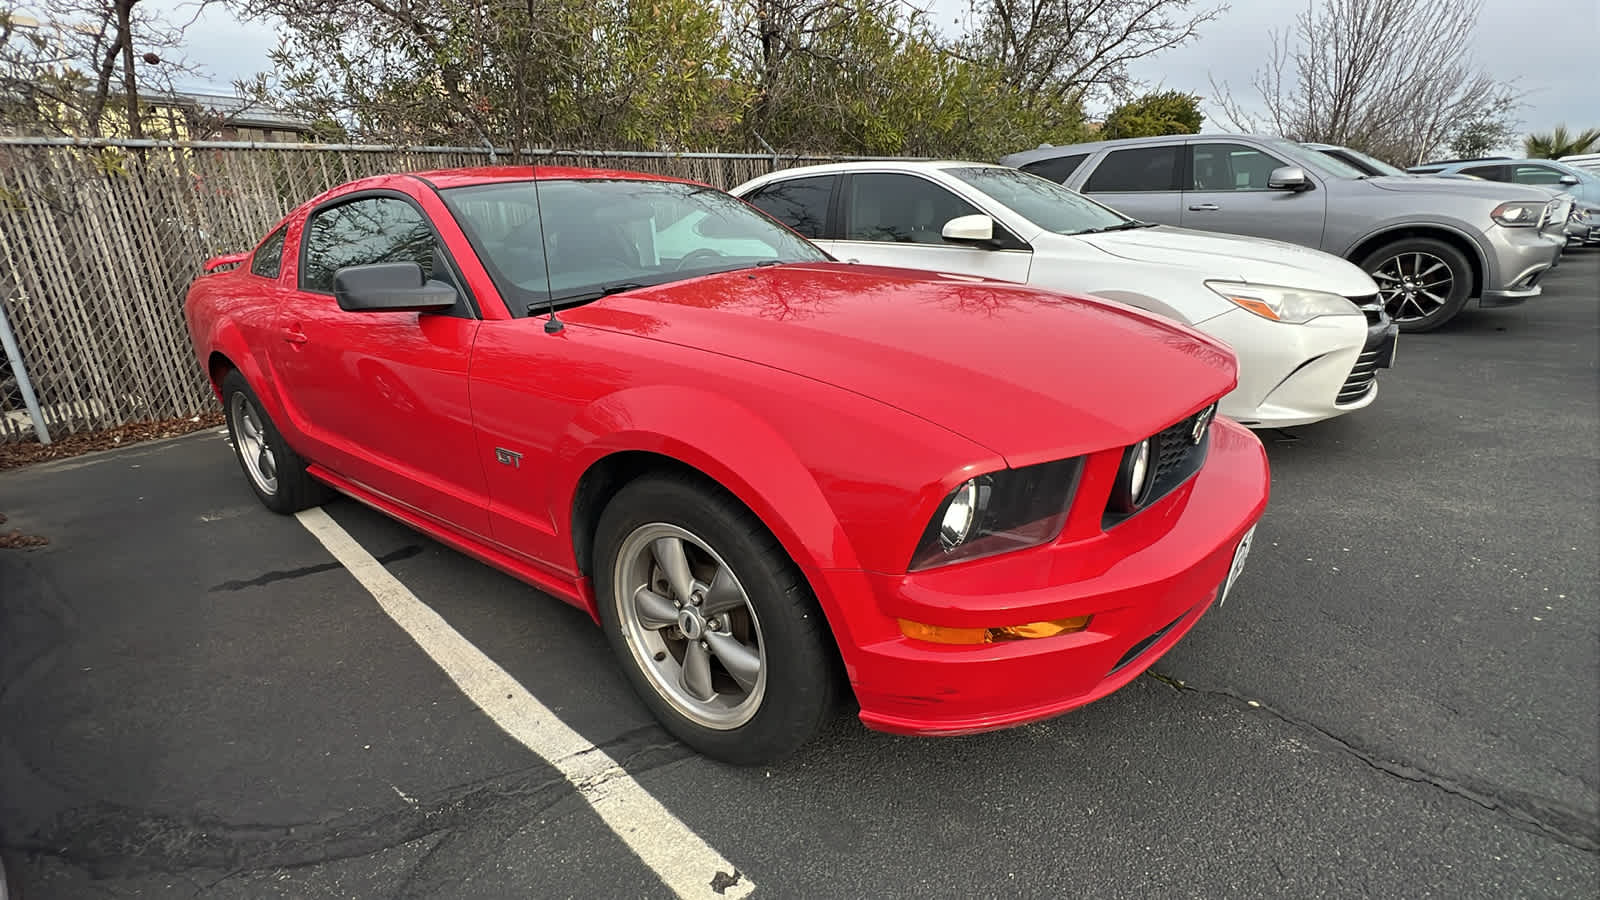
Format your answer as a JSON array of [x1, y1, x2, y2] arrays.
[[1019, 154, 1089, 184], [1460, 164, 1508, 181], [1190, 143, 1290, 191], [1082, 147, 1182, 192], [301, 197, 436, 293], [844, 173, 981, 244], [249, 227, 286, 278], [1511, 165, 1565, 186], [745, 175, 836, 239]]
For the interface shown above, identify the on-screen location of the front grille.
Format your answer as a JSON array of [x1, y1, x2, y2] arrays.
[[1338, 347, 1385, 404], [1347, 293, 1384, 326], [1102, 406, 1213, 528]]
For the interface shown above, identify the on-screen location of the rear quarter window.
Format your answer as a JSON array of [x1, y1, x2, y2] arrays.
[[1082, 147, 1183, 192], [1019, 154, 1089, 185], [249, 227, 286, 278]]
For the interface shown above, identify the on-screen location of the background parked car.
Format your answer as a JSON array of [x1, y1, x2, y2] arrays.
[[733, 161, 1396, 429], [1002, 135, 1568, 332], [1407, 157, 1600, 247], [1559, 152, 1600, 175]]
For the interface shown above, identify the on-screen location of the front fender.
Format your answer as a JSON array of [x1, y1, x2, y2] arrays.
[[1337, 217, 1493, 281], [557, 385, 865, 577]]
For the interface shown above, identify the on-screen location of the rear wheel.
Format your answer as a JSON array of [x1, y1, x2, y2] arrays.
[[594, 473, 837, 764], [221, 369, 330, 514], [1360, 237, 1472, 333]]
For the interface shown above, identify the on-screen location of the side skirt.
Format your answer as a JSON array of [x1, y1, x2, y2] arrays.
[[305, 464, 599, 623]]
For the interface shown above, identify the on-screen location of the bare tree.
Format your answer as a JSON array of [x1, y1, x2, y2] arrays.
[[1211, 0, 1520, 165], [962, 0, 1225, 110], [1, 0, 208, 138]]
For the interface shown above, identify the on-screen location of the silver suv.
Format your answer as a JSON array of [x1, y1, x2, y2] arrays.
[[1002, 135, 1567, 332]]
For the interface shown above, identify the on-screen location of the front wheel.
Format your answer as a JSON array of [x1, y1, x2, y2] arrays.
[[593, 474, 837, 764], [1359, 238, 1472, 333]]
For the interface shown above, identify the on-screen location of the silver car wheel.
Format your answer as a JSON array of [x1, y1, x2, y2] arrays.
[[612, 522, 767, 730], [1373, 251, 1455, 323], [229, 392, 278, 495]]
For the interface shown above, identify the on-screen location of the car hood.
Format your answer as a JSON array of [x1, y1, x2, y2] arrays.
[[564, 263, 1236, 460], [1073, 226, 1378, 296], [1361, 175, 1554, 201]]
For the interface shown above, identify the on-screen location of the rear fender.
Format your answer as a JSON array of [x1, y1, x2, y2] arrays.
[[206, 319, 290, 434]]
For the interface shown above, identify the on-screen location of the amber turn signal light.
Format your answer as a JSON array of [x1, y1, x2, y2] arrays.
[[898, 615, 1092, 645]]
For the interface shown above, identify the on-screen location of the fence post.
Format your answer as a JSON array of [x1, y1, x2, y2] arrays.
[[0, 298, 50, 445]]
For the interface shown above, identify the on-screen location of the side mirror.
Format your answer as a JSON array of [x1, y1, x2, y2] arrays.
[[1267, 166, 1311, 191], [333, 262, 456, 313], [942, 214, 996, 244], [1559, 174, 1580, 185]]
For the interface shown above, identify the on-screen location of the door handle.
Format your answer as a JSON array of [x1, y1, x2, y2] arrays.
[[1188, 203, 1220, 211], [284, 326, 308, 344]]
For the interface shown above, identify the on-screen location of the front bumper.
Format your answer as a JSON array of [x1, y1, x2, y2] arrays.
[[1194, 306, 1395, 428], [1482, 225, 1564, 304], [823, 419, 1269, 736]]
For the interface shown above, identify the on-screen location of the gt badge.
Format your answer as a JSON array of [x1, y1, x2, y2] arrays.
[[495, 447, 523, 468]]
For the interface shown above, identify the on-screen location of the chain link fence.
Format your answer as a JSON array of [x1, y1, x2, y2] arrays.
[[0, 139, 863, 443]]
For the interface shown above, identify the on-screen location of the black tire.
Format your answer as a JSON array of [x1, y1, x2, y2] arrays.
[[220, 369, 331, 514], [593, 472, 837, 765], [1358, 237, 1473, 333]]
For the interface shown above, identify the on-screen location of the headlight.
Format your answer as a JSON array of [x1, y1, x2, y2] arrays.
[[1205, 281, 1362, 324], [1490, 201, 1545, 227], [909, 458, 1082, 570]]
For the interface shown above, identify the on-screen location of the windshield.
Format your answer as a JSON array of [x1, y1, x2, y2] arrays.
[[1260, 136, 1367, 179], [1331, 146, 1406, 176], [441, 178, 828, 314], [944, 166, 1132, 234]]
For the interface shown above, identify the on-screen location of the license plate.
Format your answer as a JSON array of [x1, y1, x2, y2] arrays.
[[1218, 526, 1255, 607]]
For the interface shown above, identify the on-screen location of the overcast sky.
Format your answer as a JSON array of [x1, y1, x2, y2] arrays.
[[152, 0, 1598, 144]]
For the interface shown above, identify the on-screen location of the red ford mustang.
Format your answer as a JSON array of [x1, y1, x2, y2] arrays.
[[185, 166, 1270, 764]]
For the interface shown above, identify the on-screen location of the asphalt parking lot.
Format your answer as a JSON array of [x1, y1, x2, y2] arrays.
[[3, 249, 1597, 899]]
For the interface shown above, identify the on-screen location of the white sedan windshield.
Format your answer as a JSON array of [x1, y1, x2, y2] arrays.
[[944, 166, 1132, 235]]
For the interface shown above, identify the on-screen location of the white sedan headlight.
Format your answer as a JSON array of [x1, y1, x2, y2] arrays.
[[1205, 281, 1362, 324]]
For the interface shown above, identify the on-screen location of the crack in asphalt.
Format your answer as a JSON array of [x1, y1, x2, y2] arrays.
[[0, 725, 699, 885], [207, 545, 423, 592], [1143, 670, 1600, 854]]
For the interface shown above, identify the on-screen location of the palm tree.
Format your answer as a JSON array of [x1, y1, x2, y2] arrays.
[[1523, 125, 1600, 159]]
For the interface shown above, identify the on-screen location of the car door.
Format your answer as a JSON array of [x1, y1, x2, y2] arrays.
[[269, 190, 491, 537], [1179, 140, 1328, 247], [1073, 144, 1184, 224], [821, 172, 1032, 283]]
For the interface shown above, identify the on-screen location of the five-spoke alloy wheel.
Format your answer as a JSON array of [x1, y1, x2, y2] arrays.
[[220, 369, 330, 514], [594, 474, 837, 764], [229, 391, 279, 496], [613, 523, 767, 730]]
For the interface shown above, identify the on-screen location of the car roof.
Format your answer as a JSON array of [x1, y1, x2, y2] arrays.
[[408, 165, 703, 189], [999, 133, 1284, 167], [733, 159, 1003, 190], [1422, 158, 1579, 171]]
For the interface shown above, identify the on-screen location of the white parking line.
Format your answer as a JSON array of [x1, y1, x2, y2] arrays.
[[295, 507, 755, 899]]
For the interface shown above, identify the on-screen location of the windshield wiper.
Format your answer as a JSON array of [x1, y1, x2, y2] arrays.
[[1075, 220, 1156, 235], [532, 282, 646, 314]]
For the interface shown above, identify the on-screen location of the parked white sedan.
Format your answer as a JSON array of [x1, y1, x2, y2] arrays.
[[731, 161, 1399, 428]]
